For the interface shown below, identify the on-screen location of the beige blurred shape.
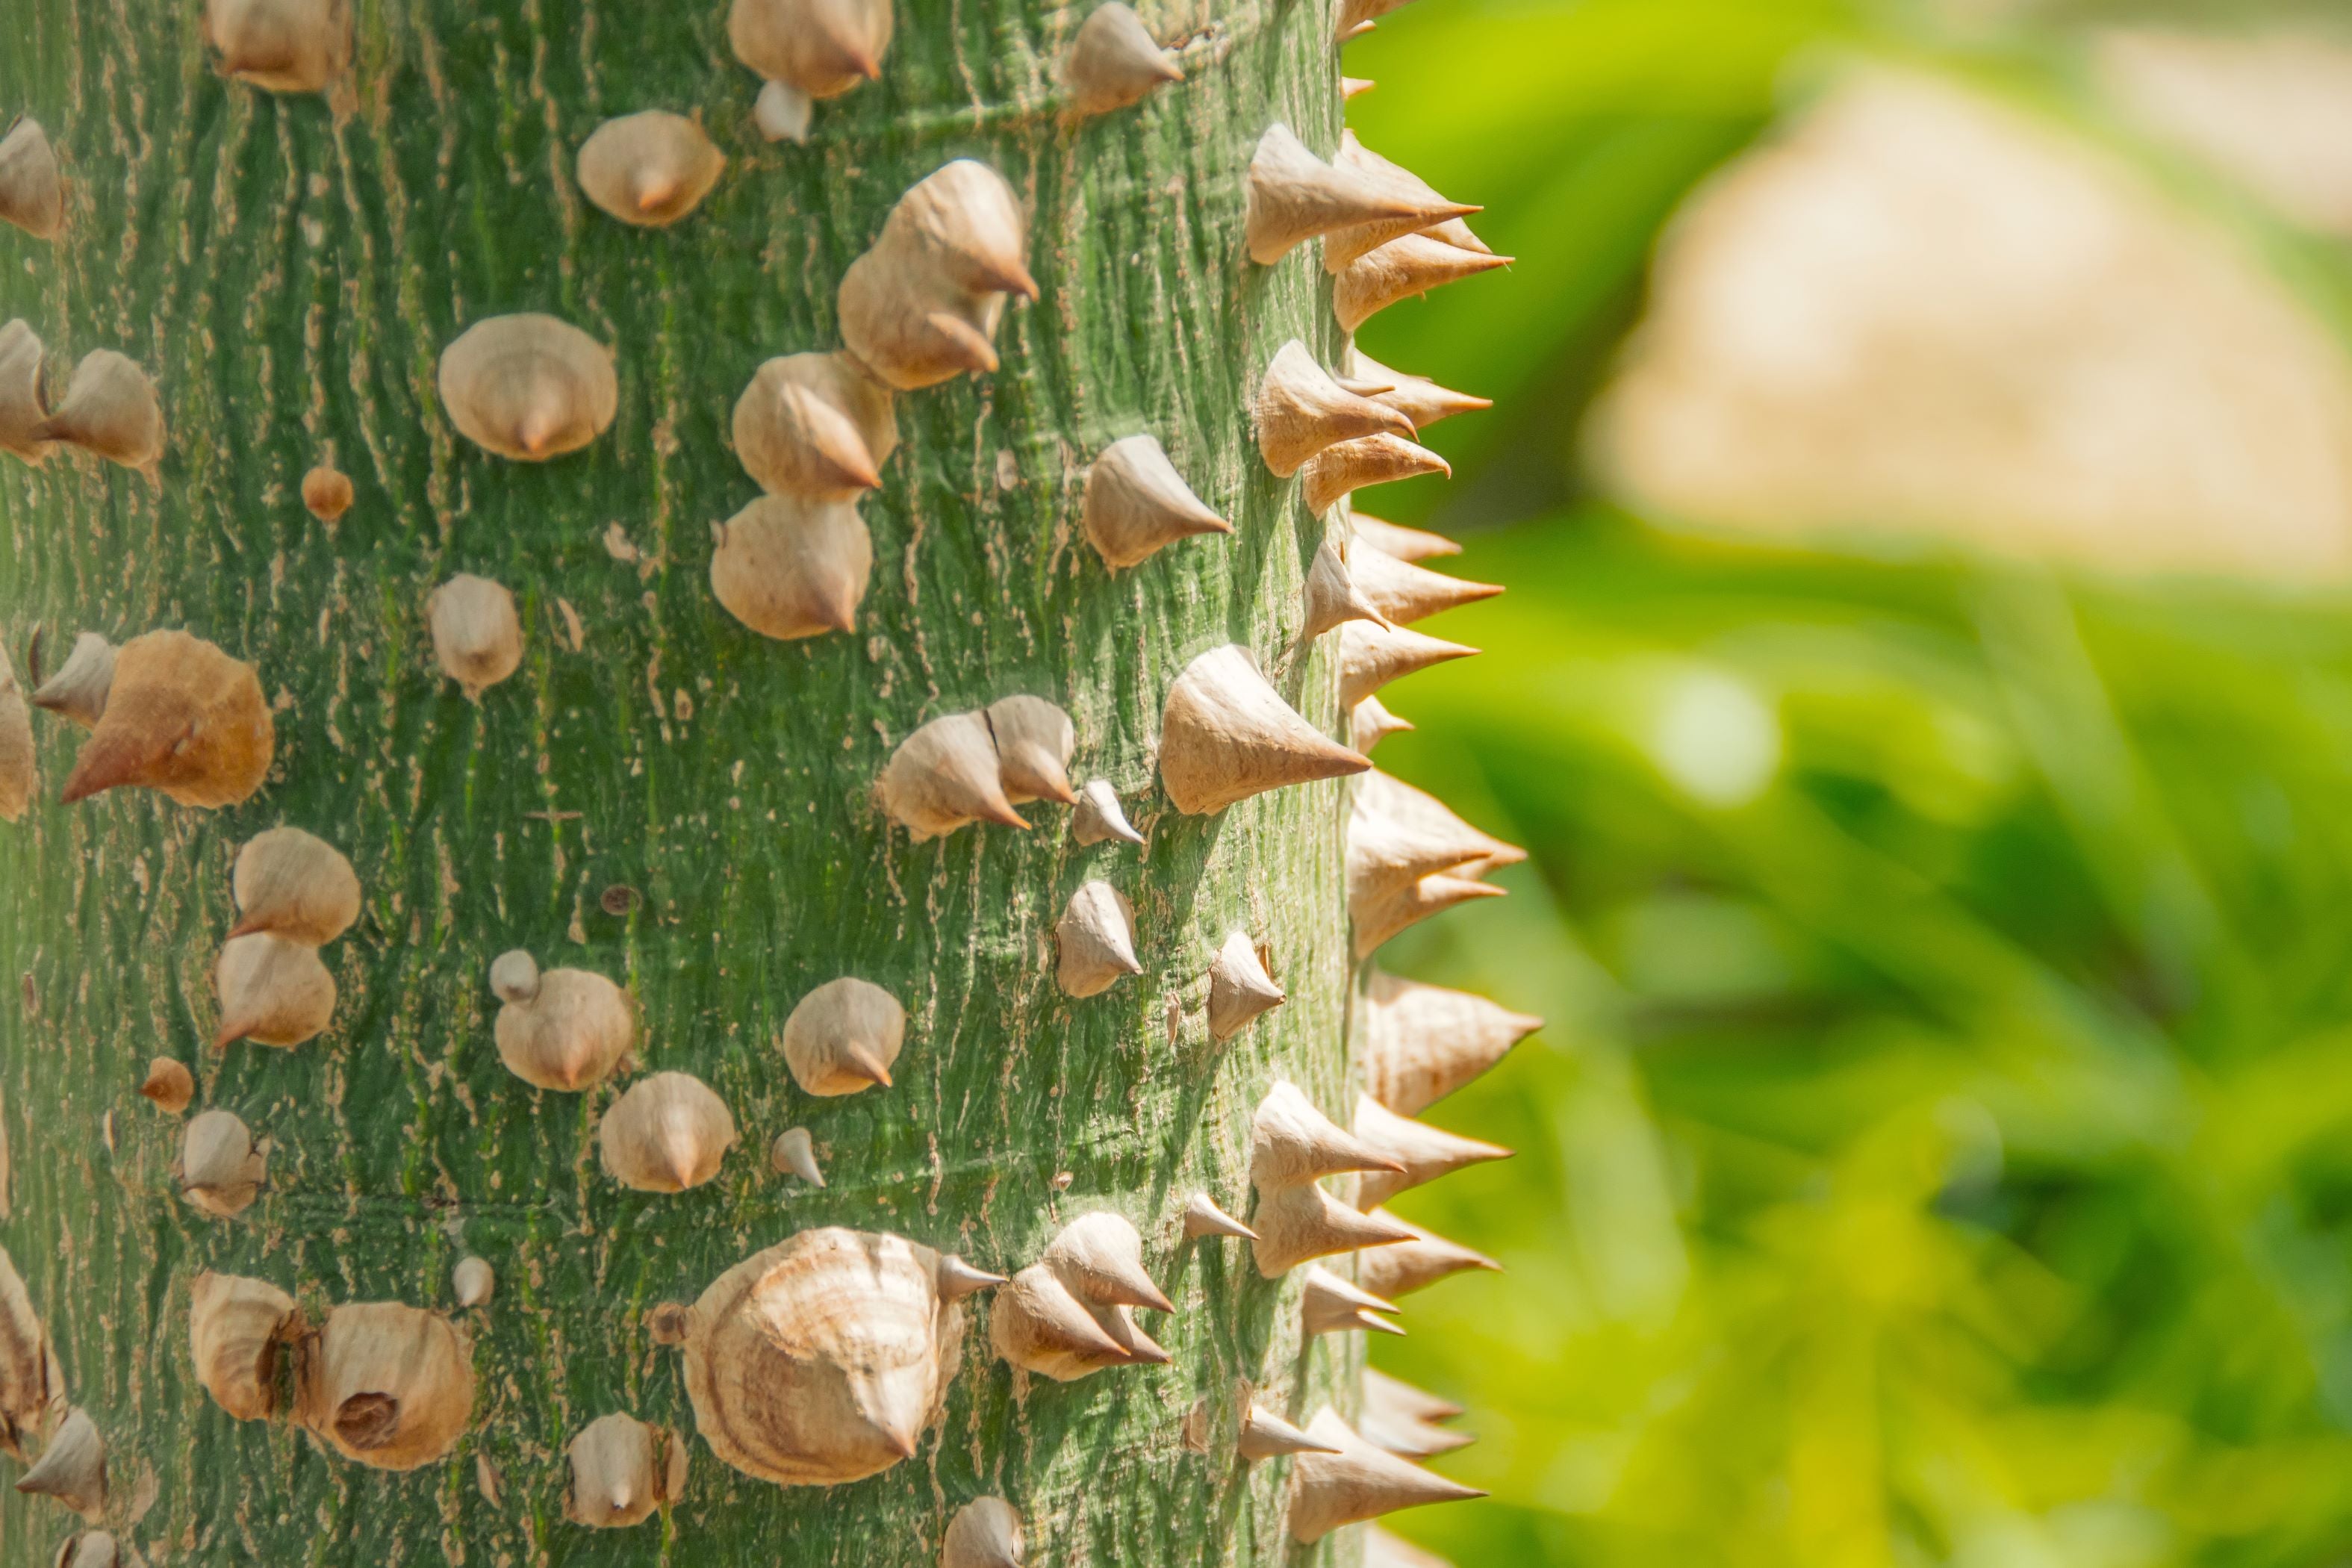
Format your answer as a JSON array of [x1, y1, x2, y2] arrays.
[[1587, 71, 2352, 579], [2098, 28, 2352, 240]]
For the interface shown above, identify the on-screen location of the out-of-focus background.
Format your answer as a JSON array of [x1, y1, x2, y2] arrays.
[[1344, 1, 2352, 1564]]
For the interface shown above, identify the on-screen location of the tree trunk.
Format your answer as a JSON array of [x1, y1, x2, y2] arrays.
[[0, 1, 1490, 1564]]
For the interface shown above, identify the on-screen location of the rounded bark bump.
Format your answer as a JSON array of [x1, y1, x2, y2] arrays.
[[780, 975, 906, 1096], [294, 1301, 474, 1472], [682, 1228, 959, 1487], [598, 1071, 738, 1193]]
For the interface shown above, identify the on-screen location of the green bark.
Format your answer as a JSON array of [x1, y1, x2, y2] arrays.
[[1, 0, 1364, 1564]]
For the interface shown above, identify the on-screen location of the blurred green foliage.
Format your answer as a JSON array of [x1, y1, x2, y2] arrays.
[[1336, 1, 2352, 1565]]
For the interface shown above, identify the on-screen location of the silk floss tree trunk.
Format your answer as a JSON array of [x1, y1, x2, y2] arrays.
[[0, 0, 1532, 1561]]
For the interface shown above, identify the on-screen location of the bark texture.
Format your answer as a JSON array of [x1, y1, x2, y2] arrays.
[[0, 1, 1361, 1564]]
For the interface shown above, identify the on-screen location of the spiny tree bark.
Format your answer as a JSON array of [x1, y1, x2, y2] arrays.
[[0, 0, 1523, 1564]]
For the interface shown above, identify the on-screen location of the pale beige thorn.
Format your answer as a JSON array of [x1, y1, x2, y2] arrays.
[[1334, 0, 1421, 43], [1071, 777, 1144, 846], [936, 1255, 1009, 1300], [57, 629, 273, 808], [1300, 529, 1392, 643], [203, 0, 352, 93], [1350, 541, 1503, 623], [1353, 1095, 1513, 1208], [139, 1057, 193, 1113], [566, 1413, 684, 1527], [437, 314, 617, 462], [841, 1039, 896, 1089], [494, 962, 636, 1091], [16, 1406, 105, 1519], [188, 1271, 296, 1420], [1158, 644, 1369, 815], [942, 1495, 1025, 1568], [60, 1530, 118, 1568], [732, 350, 897, 500], [296, 1302, 475, 1472], [1366, 1525, 1460, 1568], [1338, 620, 1476, 708], [1064, 1, 1183, 116], [1363, 969, 1543, 1116], [1251, 1181, 1416, 1277], [0, 645, 29, 824], [850, 1370, 927, 1460], [1251, 1080, 1404, 1188], [709, 494, 873, 641], [882, 158, 1038, 299], [1056, 880, 1142, 998], [1335, 232, 1514, 332], [1255, 339, 1414, 476], [1288, 1407, 1484, 1543], [488, 949, 541, 1004], [1325, 131, 1481, 269], [878, 710, 1028, 839], [770, 1127, 826, 1186], [452, 1256, 495, 1308], [753, 78, 813, 144], [1361, 1403, 1475, 1458], [213, 933, 337, 1050], [0, 320, 51, 462], [679, 1230, 958, 1487], [29, 633, 113, 729], [1322, 1305, 1404, 1338], [780, 976, 905, 1097], [1361, 1378, 1478, 1465], [1351, 511, 1460, 561], [1360, 771, 1525, 879], [1207, 930, 1285, 1042], [1425, 214, 1492, 255], [1301, 433, 1450, 518], [1083, 433, 1231, 568], [0, 120, 64, 241], [1089, 1301, 1172, 1364], [838, 249, 1008, 389], [180, 1109, 265, 1218], [597, 1071, 736, 1193], [1239, 1401, 1340, 1461], [987, 694, 1079, 806], [1364, 1366, 1466, 1428], [990, 1263, 1132, 1381], [38, 350, 164, 476], [229, 824, 361, 944], [577, 111, 725, 228], [428, 573, 525, 697], [1245, 123, 1464, 265], [1348, 349, 1495, 432], [1350, 696, 1413, 754], [1334, 370, 1398, 398], [1336, 19, 1374, 42], [1354, 871, 1507, 958], [1343, 76, 1375, 99], [1347, 768, 1525, 906], [1356, 1211, 1502, 1299], [1300, 1265, 1403, 1338], [0, 1246, 58, 1459], [1044, 1211, 1174, 1313], [1181, 1192, 1257, 1242], [729, 0, 894, 101]]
